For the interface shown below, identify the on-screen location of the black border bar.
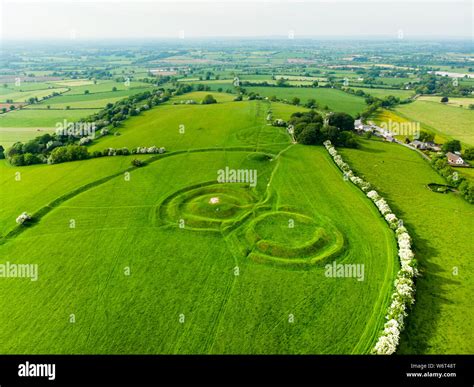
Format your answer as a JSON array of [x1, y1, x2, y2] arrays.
[[0, 355, 472, 386]]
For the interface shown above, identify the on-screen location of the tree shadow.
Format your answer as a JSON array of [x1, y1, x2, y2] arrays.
[[397, 226, 461, 354], [357, 139, 388, 154]]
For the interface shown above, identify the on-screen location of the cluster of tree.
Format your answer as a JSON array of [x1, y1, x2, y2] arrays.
[[5, 133, 68, 166], [267, 94, 329, 110], [49, 145, 89, 164], [414, 74, 472, 96], [4, 85, 180, 166], [289, 111, 358, 148], [463, 147, 474, 160], [175, 84, 193, 95], [141, 76, 172, 85], [197, 71, 215, 81], [26, 144, 165, 165], [359, 100, 381, 122], [62, 69, 113, 80], [202, 94, 217, 104], [195, 84, 212, 92], [86, 88, 169, 129], [246, 92, 264, 101], [431, 154, 474, 203], [417, 130, 435, 143], [239, 75, 322, 89], [365, 94, 403, 108], [341, 86, 411, 105], [357, 93, 409, 122], [441, 140, 461, 153]]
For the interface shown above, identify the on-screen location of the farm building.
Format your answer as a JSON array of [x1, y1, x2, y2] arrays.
[[411, 140, 427, 150], [425, 142, 442, 151], [410, 140, 442, 151], [354, 120, 373, 133], [446, 152, 469, 166]]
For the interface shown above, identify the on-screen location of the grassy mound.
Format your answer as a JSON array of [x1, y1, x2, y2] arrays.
[[245, 211, 345, 268], [0, 111, 397, 355], [158, 182, 259, 231]]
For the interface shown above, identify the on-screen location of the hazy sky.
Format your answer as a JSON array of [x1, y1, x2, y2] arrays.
[[1, 0, 473, 40]]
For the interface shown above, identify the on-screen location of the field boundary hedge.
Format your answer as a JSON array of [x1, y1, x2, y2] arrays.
[[323, 140, 418, 355]]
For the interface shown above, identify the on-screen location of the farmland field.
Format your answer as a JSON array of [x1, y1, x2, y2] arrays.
[[90, 97, 294, 153], [29, 87, 154, 109], [0, 86, 69, 103], [340, 140, 474, 354], [417, 96, 474, 109], [395, 100, 474, 146], [59, 80, 152, 95], [244, 86, 367, 116], [1, 12, 473, 367], [0, 108, 99, 128], [352, 87, 415, 99], [0, 127, 54, 148], [0, 98, 398, 354]]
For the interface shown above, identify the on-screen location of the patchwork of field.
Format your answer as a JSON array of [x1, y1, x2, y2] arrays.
[[90, 97, 296, 153], [0, 156, 150, 236], [28, 87, 153, 109], [0, 78, 154, 147], [0, 99, 397, 354], [340, 140, 474, 354], [417, 96, 474, 109], [352, 87, 415, 99], [0, 127, 53, 149], [395, 100, 474, 147], [371, 109, 439, 142], [61, 80, 152, 95], [2, 40, 472, 357], [244, 86, 367, 116], [0, 86, 69, 103], [0, 108, 99, 128], [171, 91, 236, 104]]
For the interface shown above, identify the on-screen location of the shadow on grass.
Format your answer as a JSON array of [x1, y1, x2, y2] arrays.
[[357, 138, 388, 154], [397, 227, 460, 354]]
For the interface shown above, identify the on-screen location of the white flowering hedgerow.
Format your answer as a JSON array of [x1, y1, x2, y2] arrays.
[[323, 142, 417, 356], [367, 190, 380, 201], [16, 212, 32, 225], [375, 198, 392, 215]]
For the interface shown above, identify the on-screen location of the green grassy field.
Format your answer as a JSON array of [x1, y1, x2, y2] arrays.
[[244, 86, 367, 116], [59, 80, 152, 95], [0, 99, 397, 354], [0, 86, 69, 103], [417, 96, 474, 109], [170, 91, 236, 104], [0, 156, 149, 236], [89, 98, 295, 153], [352, 87, 414, 99], [0, 127, 54, 149], [340, 140, 474, 354], [371, 109, 444, 143], [0, 108, 99, 128], [395, 100, 474, 147], [0, 108, 101, 148], [28, 87, 153, 109]]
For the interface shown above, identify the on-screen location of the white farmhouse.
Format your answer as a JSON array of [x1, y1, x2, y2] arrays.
[[446, 152, 466, 166]]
